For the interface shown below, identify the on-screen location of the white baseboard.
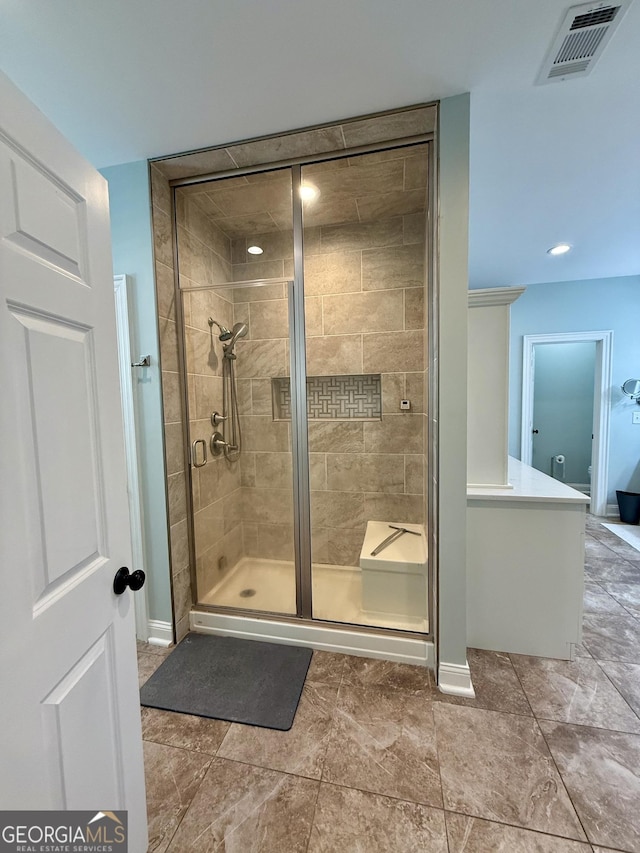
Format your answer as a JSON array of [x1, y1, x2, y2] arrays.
[[438, 660, 475, 697], [606, 503, 619, 518], [147, 619, 173, 647]]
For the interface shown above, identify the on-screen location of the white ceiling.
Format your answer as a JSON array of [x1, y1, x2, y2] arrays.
[[1, 0, 638, 287]]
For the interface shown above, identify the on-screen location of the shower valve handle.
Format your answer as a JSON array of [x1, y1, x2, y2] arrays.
[[211, 432, 230, 455], [211, 411, 226, 426]]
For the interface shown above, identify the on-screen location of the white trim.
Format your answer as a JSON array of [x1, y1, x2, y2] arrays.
[[438, 660, 475, 696], [468, 286, 526, 307], [606, 502, 620, 517], [146, 620, 173, 647], [520, 331, 613, 517], [114, 274, 149, 642], [190, 610, 434, 668]]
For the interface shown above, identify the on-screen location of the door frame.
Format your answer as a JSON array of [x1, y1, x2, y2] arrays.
[[521, 330, 613, 516], [114, 274, 150, 640]]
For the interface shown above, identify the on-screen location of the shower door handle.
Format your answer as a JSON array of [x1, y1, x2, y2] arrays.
[[191, 438, 207, 468]]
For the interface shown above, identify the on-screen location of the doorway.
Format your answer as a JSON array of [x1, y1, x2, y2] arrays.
[[521, 331, 613, 516]]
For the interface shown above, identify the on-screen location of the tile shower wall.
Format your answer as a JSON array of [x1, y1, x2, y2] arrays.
[[232, 154, 427, 568]]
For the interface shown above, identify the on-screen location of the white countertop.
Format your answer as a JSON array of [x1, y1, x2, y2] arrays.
[[467, 457, 590, 504]]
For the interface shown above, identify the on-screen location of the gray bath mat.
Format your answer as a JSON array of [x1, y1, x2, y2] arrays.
[[140, 633, 312, 731]]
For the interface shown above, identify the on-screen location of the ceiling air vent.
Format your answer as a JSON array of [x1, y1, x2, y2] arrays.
[[536, 0, 632, 84]]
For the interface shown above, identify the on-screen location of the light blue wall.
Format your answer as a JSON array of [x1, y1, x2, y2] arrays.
[[509, 275, 640, 505], [438, 93, 470, 670], [531, 342, 595, 485], [101, 161, 173, 625]]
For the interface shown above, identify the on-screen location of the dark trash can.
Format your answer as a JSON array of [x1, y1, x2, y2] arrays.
[[616, 490, 640, 524]]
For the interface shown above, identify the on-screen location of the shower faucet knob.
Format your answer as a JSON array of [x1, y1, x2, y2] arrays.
[[211, 432, 230, 455], [211, 411, 226, 426]]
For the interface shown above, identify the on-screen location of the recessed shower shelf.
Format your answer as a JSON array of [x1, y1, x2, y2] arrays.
[[272, 374, 382, 421]]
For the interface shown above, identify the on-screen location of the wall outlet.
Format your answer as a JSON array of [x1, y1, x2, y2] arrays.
[[400, 399, 411, 410], [633, 411, 640, 424]]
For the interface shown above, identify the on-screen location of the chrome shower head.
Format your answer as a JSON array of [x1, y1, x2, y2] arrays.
[[228, 322, 248, 347], [208, 317, 233, 341]]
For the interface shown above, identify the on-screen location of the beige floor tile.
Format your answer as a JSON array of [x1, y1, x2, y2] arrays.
[[433, 704, 585, 840], [600, 581, 640, 617], [341, 654, 433, 692], [598, 659, 640, 717], [144, 740, 212, 853], [137, 653, 166, 688], [308, 783, 448, 853], [141, 707, 230, 754], [216, 682, 339, 779], [445, 812, 593, 852], [583, 585, 631, 616], [586, 559, 640, 584], [437, 648, 532, 716], [511, 655, 640, 733], [305, 650, 347, 685], [166, 757, 318, 852], [322, 682, 442, 806], [540, 720, 640, 852], [582, 614, 640, 663]]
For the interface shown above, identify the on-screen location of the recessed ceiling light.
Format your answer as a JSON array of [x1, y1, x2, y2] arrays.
[[547, 243, 572, 256], [247, 245, 263, 255], [299, 183, 318, 202]]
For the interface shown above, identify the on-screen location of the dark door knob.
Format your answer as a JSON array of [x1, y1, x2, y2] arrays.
[[113, 566, 146, 595], [532, 429, 539, 434]]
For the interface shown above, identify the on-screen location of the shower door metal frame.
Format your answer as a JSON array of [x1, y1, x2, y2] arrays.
[[170, 138, 436, 641]]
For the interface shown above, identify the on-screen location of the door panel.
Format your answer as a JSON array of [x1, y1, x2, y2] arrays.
[[0, 73, 147, 850]]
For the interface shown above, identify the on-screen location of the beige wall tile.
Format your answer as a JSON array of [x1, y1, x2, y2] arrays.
[[308, 421, 364, 453], [304, 252, 362, 296], [311, 158, 404, 200], [218, 458, 241, 499], [172, 566, 192, 626], [327, 527, 366, 567], [364, 414, 423, 454], [164, 421, 185, 477], [207, 175, 291, 218], [303, 198, 360, 229], [155, 261, 176, 321], [170, 518, 189, 573], [358, 189, 426, 221], [245, 230, 293, 261], [234, 339, 288, 378], [251, 379, 274, 416], [304, 296, 323, 336], [233, 258, 285, 283], [320, 218, 403, 253], [363, 330, 424, 373], [405, 454, 425, 495], [167, 471, 187, 525], [233, 301, 250, 329], [223, 489, 242, 533], [240, 452, 256, 488], [186, 326, 222, 376], [231, 237, 247, 265], [404, 155, 429, 190], [249, 299, 289, 339], [162, 371, 183, 424], [153, 207, 174, 268], [235, 378, 252, 414], [405, 287, 425, 331], [188, 289, 233, 333], [242, 522, 259, 557], [306, 334, 362, 375], [309, 453, 327, 490], [232, 282, 287, 303], [364, 492, 424, 525], [254, 452, 293, 490], [382, 373, 405, 413], [326, 453, 404, 493], [158, 317, 178, 373], [362, 244, 424, 291], [150, 165, 171, 215], [406, 372, 426, 413], [197, 459, 219, 509], [229, 125, 345, 168], [311, 527, 329, 563], [341, 108, 436, 147], [323, 290, 404, 335], [242, 416, 290, 452], [157, 148, 237, 181], [189, 417, 210, 446], [311, 491, 365, 529], [194, 499, 225, 555], [194, 374, 223, 420], [241, 487, 293, 525], [403, 213, 427, 245], [258, 523, 295, 562], [177, 226, 213, 286]]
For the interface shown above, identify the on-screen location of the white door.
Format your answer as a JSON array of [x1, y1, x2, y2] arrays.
[[0, 73, 147, 851]]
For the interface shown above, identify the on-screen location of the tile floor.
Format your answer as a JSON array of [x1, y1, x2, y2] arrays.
[[137, 515, 640, 852]]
